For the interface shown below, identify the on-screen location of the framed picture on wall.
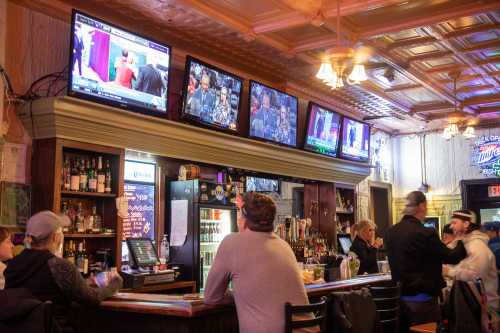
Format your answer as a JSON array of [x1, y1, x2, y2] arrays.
[[424, 216, 442, 237]]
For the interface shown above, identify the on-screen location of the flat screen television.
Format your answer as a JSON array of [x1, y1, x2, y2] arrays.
[[248, 81, 298, 147], [303, 102, 342, 157], [339, 117, 370, 162], [246, 176, 280, 193], [182, 56, 243, 131], [68, 10, 171, 116]]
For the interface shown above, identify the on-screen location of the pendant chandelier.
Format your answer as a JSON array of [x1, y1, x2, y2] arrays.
[[442, 72, 475, 140]]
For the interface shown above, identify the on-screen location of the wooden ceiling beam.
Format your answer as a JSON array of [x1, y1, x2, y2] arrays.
[[386, 36, 438, 50], [461, 39, 500, 53], [426, 64, 468, 74], [477, 55, 500, 66], [358, 1, 500, 39], [477, 106, 500, 114], [462, 93, 500, 107], [457, 84, 495, 94], [411, 102, 454, 113], [384, 84, 422, 93], [444, 23, 500, 39], [407, 50, 454, 63], [438, 73, 482, 84]]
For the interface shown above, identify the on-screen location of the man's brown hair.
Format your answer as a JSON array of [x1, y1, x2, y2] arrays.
[[241, 192, 276, 232], [0, 226, 10, 243]]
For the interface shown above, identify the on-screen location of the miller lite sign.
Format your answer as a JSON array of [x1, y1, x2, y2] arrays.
[[472, 136, 500, 177]]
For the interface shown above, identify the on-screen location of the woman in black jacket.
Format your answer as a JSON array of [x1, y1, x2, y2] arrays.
[[350, 220, 383, 274]]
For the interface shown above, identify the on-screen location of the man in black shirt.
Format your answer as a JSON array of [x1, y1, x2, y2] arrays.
[[385, 191, 466, 332], [5, 211, 122, 332]]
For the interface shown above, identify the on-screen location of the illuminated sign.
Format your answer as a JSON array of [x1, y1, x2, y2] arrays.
[[489, 185, 500, 198], [124, 161, 156, 183], [472, 136, 500, 177]]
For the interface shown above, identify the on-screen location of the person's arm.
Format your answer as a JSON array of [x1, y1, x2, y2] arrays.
[[135, 68, 144, 91], [48, 257, 122, 307], [203, 237, 233, 305], [427, 232, 466, 265], [447, 240, 491, 281]]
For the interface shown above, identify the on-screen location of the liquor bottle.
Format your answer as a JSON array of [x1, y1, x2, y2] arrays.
[[88, 158, 97, 192], [81, 240, 89, 276], [104, 160, 112, 193], [76, 241, 84, 273], [61, 201, 70, 233], [75, 202, 85, 233], [91, 205, 102, 233], [79, 158, 88, 192], [66, 241, 75, 265], [63, 157, 71, 191], [160, 234, 170, 264], [70, 159, 80, 191], [97, 156, 105, 193]]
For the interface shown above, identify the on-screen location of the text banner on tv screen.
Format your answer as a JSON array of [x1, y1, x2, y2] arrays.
[[69, 11, 170, 114], [249, 81, 298, 147], [340, 117, 370, 162], [182, 57, 243, 131], [304, 103, 341, 157]]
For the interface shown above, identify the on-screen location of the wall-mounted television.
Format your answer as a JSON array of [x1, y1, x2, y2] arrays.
[[340, 117, 370, 162], [68, 10, 171, 116], [182, 56, 243, 132], [248, 81, 298, 147], [246, 176, 280, 193], [303, 102, 342, 157]]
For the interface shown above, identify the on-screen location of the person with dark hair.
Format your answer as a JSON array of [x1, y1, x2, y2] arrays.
[[445, 210, 498, 296], [72, 23, 84, 76], [385, 191, 467, 332], [5, 211, 122, 331], [442, 223, 456, 246], [135, 53, 165, 97], [114, 49, 136, 89], [482, 221, 500, 269], [0, 227, 14, 289], [204, 192, 313, 333]]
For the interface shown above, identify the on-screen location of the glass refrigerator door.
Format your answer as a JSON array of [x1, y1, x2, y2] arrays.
[[200, 207, 234, 290]]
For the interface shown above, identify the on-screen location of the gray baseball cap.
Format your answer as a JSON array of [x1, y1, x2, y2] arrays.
[[26, 211, 70, 239]]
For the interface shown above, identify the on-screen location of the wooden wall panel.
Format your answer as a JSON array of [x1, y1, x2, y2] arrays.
[[304, 183, 319, 231], [319, 182, 336, 243]]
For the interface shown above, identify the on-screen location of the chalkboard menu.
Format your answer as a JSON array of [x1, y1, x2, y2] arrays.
[[123, 183, 155, 240]]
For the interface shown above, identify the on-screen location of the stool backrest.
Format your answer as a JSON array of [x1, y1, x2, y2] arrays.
[[370, 283, 401, 333], [285, 296, 328, 333]]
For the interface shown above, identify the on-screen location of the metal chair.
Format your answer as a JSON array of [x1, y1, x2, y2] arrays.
[[370, 282, 401, 333], [285, 296, 328, 333]]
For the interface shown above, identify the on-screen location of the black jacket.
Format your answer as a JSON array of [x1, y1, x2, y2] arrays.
[[385, 215, 466, 296], [350, 237, 379, 274], [135, 64, 165, 97]]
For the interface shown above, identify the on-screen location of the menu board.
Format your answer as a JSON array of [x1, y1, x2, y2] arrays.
[[127, 238, 159, 267], [123, 183, 155, 240]]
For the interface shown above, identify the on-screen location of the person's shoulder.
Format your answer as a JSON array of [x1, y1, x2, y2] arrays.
[[47, 256, 77, 274]]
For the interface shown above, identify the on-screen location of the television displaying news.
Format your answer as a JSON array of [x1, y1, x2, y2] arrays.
[[246, 176, 279, 193], [69, 11, 170, 114], [304, 103, 341, 157], [340, 117, 370, 161], [183, 57, 242, 131], [249, 81, 297, 147]]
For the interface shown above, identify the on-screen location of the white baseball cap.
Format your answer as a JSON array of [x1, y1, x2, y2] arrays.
[[26, 211, 70, 240]]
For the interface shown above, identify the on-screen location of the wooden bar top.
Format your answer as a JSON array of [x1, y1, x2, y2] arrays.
[[100, 274, 391, 317]]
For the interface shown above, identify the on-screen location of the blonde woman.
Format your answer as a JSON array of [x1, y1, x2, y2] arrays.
[[350, 220, 383, 274]]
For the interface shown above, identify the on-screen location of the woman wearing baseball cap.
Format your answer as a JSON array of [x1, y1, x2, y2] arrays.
[[445, 209, 498, 296]]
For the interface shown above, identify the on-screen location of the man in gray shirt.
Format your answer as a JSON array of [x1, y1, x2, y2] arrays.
[[204, 192, 313, 333]]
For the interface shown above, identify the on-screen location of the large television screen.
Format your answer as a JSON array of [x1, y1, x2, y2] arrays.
[[68, 10, 171, 115], [182, 57, 243, 131], [249, 81, 298, 147], [481, 208, 500, 223], [246, 176, 280, 193], [304, 102, 341, 157], [340, 117, 370, 162]]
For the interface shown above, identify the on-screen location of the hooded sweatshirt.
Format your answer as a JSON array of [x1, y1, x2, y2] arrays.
[[446, 230, 498, 297]]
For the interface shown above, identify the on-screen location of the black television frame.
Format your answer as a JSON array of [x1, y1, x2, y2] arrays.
[[245, 175, 281, 194], [67, 9, 172, 118], [247, 80, 299, 148], [180, 56, 244, 133], [338, 116, 371, 163], [303, 101, 342, 158]]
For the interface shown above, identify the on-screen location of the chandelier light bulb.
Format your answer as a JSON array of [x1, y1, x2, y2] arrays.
[[316, 62, 334, 81], [348, 64, 368, 83], [463, 126, 475, 139]]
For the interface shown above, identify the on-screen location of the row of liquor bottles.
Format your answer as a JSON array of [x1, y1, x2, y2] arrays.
[[63, 240, 113, 277], [289, 233, 334, 262], [61, 201, 105, 234], [61, 155, 113, 193], [200, 222, 222, 243]]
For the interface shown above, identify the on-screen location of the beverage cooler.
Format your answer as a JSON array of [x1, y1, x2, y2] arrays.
[[168, 180, 237, 291], [461, 178, 500, 223]]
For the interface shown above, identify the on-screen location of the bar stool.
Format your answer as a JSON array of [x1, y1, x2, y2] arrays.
[[369, 282, 401, 333], [284, 296, 328, 333]]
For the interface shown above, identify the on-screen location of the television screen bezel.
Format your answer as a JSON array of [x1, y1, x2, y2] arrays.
[[248, 80, 299, 148], [303, 101, 342, 158], [245, 175, 281, 194], [180, 55, 244, 133], [339, 116, 371, 163], [67, 9, 172, 118]]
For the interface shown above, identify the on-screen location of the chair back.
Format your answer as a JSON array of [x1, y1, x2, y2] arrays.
[[370, 282, 400, 333], [285, 296, 328, 333]]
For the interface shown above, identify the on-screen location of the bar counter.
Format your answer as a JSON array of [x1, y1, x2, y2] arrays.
[[76, 274, 391, 333]]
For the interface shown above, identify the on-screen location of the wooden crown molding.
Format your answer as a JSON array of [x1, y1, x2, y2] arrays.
[[19, 97, 371, 184]]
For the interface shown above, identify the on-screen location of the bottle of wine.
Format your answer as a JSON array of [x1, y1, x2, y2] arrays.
[[76, 202, 85, 233], [97, 156, 105, 193], [66, 241, 75, 265], [91, 205, 102, 233], [62, 201, 70, 233], [63, 157, 71, 191], [88, 158, 97, 192], [76, 241, 84, 273], [79, 158, 88, 192], [70, 159, 80, 191], [104, 160, 112, 193], [82, 240, 89, 277]]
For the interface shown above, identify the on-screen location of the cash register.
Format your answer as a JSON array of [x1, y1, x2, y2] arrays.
[[120, 238, 175, 289]]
